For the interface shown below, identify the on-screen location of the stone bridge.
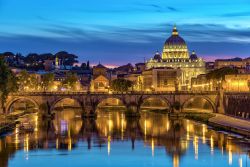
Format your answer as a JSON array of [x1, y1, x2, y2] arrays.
[[5, 91, 223, 116]]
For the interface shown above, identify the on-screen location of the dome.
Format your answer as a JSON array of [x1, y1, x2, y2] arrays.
[[164, 26, 186, 46], [164, 35, 186, 46], [190, 51, 198, 61], [153, 51, 162, 61], [162, 25, 189, 60]]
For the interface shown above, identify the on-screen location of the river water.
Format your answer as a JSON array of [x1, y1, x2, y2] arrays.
[[0, 109, 249, 167]]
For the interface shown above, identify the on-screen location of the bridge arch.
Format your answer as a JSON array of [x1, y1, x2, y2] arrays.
[[51, 97, 82, 111], [97, 96, 126, 110], [181, 95, 216, 113], [141, 95, 171, 111], [6, 97, 39, 113]]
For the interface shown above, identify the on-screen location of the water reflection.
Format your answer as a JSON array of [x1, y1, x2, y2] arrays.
[[0, 109, 249, 167]]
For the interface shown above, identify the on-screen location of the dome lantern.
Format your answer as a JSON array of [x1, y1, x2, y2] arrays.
[[162, 25, 189, 60], [172, 25, 179, 36]]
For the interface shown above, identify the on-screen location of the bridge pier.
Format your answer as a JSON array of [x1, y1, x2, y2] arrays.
[[124, 104, 141, 117], [81, 107, 97, 118], [216, 90, 225, 114], [0, 107, 5, 115], [126, 105, 139, 113]]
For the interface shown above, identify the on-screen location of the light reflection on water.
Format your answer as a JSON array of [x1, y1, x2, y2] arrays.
[[0, 109, 249, 167]]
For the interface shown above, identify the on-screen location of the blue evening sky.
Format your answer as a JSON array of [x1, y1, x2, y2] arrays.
[[0, 0, 250, 65]]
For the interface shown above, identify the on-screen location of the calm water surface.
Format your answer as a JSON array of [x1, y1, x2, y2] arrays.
[[0, 110, 249, 167]]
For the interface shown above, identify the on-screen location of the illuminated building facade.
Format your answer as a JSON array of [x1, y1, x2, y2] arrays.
[[91, 63, 110, 92], [191, 73, 250, 92], [90, 75, 109, 92], [141, 68, 181, 91], [223, 74, 250, 92], [191, 74, 211, 91], [146, 26, 206, 90]]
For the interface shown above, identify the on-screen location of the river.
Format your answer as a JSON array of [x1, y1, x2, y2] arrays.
[[0, 109, 249, 167]]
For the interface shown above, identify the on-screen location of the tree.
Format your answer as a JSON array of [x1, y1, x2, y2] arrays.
[[18, 70, 29, 91], [87, 61, 90, 69], [29, 74, 39, 90], [41, 73, 55, 91], [18, 70, 39, 91], [62, 72, 79, 91], [206, 67, 238, 91], [206, 67, 238, 81], [0, 57, 18, 113], [111, 78, 133, 92], [55, 51, 78, 67]]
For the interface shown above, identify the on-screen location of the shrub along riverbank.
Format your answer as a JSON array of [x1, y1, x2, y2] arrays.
[[182, 112, 216, 124], [142, 109, 216, 124]]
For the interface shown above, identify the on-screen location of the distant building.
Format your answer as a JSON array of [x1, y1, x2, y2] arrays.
[[113, 63, 134, 77], [91, 63, 110, 92], [93, 63, 108, 78], [146, 26, 206, 90], [141, 68, 181, 92], [124, 72, 142, 91], [191, 74, 211, 91], [44, 60, 54, 71], [205, 62, 215, 71], [135, 63, 146, 72], [215, 57, 250, 71], [90, 75, 110, 92], [54, 71, 69, 82]]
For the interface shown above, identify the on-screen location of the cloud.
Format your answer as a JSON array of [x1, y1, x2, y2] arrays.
[[167, 6, 178, 12], [3, 23, 250, 46], [0, 23, 250, 64], [165, 24, 250, 43], [145, 4, 179, 13], [40, 25, 92, 40], [221, 11, 250, 17]]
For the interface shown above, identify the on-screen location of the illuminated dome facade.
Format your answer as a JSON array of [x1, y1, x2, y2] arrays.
[[146, 25, 206, 90], [162, 26, 189, 60]]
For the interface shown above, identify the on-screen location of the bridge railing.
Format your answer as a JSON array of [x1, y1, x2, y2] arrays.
[[224, 91, 250, 95], [10, 90, 219, 96]]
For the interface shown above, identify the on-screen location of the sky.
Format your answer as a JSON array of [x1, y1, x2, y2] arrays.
[[0, 0, 250, 66]]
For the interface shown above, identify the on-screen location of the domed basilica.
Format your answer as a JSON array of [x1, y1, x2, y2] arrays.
[[146, 25, 206, 89]]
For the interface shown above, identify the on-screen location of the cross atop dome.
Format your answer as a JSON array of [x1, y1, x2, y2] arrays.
[[172, 25, 178, 36]]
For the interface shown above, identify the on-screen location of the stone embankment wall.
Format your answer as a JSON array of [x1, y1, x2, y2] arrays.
[[225, 96, 250, 119]]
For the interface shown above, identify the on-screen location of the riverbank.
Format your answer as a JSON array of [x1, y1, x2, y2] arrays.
[[0, 110, 36, 135], [0, 119, 16, 136], [180, 112, 215, 123], [208, 114, 250, 137], [168, 112, 250, 138]]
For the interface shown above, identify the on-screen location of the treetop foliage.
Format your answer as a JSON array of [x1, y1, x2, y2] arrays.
[[206, 67, 238, 80], [111, 78, 133, 92]]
